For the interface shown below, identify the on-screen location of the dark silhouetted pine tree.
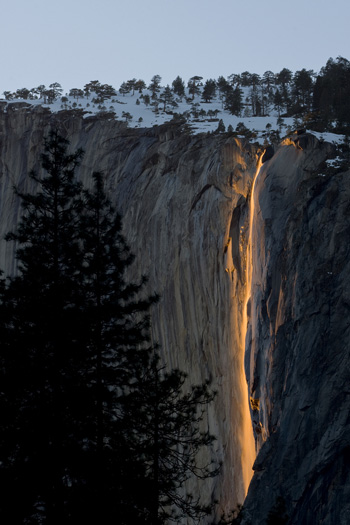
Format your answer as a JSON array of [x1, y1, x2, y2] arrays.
[[0, 131, 86, 523], [71, 171, 158, 523], [0, 133, 220, 524], [0, 133, 156, 523], [128, 354, 221, 524]]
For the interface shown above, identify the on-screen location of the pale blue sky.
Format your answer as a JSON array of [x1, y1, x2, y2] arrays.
[[1, 0, 349, 93]]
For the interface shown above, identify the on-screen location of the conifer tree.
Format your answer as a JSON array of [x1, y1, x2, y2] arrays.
[[172, 75, 185, 98], [159, 85, 175, 111], [0, 133, 156, 523], [188, 76, 203, 100], [0, 133, 220, 524], [135, 79, 147, 93], [224, 86, 242, 116], [119, 81, 131, 96], [0, 131, 86, 522], [148, 75, 162, 99], [202, 79, 217, 103], [68, 171, 158, 523], [129, 355, 220, 524]]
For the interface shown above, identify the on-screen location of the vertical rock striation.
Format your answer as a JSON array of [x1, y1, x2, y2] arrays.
[[0, 107, 259, 518], [243, 134, 350, 524], [2, 107, 348, 523]]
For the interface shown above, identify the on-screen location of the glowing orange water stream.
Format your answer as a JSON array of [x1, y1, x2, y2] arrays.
[[240, 153, 264, 495]]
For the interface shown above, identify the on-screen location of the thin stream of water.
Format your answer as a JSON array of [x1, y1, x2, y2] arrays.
[[240, 153, 264, 494]]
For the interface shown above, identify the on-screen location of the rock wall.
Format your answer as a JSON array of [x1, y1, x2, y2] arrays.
[[0, 106, 259, 518], [243, 135, 350, 524], [1, 106, 349, 523]]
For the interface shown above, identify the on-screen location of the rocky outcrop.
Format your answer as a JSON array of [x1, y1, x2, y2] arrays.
[[243, 134, 350, 524], [0, 106, 260, 517], [1, 106, 349, 523]]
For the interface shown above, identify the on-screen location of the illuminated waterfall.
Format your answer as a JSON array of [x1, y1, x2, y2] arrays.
[[240, 153, 264, 494]]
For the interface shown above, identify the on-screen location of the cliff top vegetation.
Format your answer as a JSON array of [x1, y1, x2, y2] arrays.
[[1, 57, 349, 146]]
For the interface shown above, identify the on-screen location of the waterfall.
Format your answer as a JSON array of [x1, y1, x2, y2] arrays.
[[240, 153, 264, 494]]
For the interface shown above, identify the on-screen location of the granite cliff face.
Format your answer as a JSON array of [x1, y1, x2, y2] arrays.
[[0, 105, 349, 523], [0, 105, 258, 516], [243, 135, 350, 524]]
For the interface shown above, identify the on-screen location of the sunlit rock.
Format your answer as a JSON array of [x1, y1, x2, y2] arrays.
[[243, 135, 350, 524], [0, 108, 259, 518], [1, 108, 349, 523]]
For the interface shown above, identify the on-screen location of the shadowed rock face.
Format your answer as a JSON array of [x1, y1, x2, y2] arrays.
[[0, 107, 260, 517], [243, 135, 350, 524], [1, 108, 349, 523]]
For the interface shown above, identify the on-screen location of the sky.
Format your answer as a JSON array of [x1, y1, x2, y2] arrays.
[[1, 0, 349, 94]]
